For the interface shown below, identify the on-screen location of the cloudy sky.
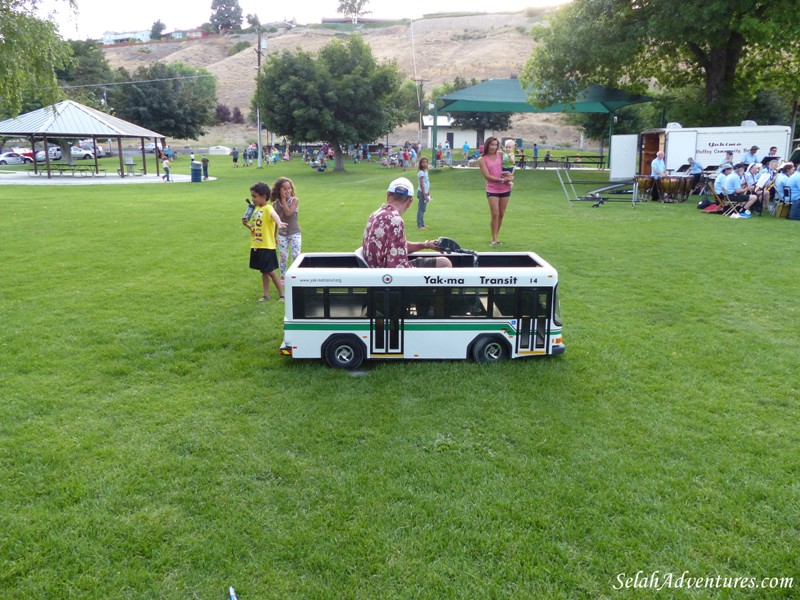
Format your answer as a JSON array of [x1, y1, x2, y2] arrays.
[[38, 0, 568, 40]]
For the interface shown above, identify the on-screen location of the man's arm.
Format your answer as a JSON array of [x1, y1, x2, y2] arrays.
[[407, 240, 436, 253]]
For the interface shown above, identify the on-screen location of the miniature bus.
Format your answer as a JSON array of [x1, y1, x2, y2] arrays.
[[279, 249, 565, 369]]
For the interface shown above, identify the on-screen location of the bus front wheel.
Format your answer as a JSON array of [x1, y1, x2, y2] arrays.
[[471, 336, 509, 364], [324, 335, 366, 370]]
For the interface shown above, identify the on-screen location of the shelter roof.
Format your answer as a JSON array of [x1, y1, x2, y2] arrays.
[[0, 100, 163, 138], [439, 79, 653, 114]]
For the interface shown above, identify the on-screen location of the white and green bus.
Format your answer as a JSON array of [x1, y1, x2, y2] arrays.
[[279, 247, 565, 369]]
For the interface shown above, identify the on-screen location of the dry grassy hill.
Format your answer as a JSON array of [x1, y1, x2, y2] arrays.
[[102, 12, 586, 149]]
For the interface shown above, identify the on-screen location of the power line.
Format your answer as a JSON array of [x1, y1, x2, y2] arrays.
[[61, 74, 215, 90]]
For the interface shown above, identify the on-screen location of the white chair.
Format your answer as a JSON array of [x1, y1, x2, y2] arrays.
[[354, 247, 369, 268]]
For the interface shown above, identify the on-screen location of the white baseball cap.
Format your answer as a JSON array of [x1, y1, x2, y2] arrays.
[[387, 177, 414, 198]]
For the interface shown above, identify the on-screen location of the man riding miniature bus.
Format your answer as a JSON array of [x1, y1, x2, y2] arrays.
[[279, 177, 564, 369]]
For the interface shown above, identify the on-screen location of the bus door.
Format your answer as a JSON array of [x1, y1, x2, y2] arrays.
[[516, 288, 551, 354], [370, 289, 404, 356]]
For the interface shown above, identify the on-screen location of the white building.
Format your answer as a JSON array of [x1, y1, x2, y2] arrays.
[[423, 115, 496, 152], [102, 30, 152, 45]]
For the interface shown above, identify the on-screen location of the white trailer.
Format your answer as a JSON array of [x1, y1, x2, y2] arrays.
[[637, 121, 792, 175]]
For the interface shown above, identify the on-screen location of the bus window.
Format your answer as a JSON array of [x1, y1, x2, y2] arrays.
[[404, 287, 447, 319], [490, 287, 516, 317], [553, 285, 562, 326], [329, 287, 368, 318], [449, 288, 488, 318], [294, 287, 325, 318]]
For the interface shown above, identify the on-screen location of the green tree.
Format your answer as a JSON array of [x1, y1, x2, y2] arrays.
[[522, 0, 800, 123], [742, 40, 800, 138], [432, 77, 513, 146], [150, 20, 166, 41], [55, 40, 114, 110], [397, 80, 422, 124], [0, 0, 72, 116], [337, 0, 370, 24], [209, 0, 243, 33], [245, 13, 260, 32], [255, 35, 406, 171], [109, 62, 217, 139]]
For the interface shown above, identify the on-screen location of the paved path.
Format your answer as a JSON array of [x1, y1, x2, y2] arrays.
[[0, 172, 216, 186]]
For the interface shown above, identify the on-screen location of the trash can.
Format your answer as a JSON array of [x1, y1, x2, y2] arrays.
[[190, 161, 202, 183]]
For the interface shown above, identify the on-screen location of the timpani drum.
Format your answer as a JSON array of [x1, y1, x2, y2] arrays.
[[659, 176, 682, 202], [636, 175, 653, 202]]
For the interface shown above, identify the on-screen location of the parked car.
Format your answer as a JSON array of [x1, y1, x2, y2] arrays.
[[35, 147, 63, 162], [80, 144, 105, 157], [140, 142, 162, 153], [0, 151, 33, 165], [11, 147, 34, 160], [71, 146, 94, 160], [208, 145, 232, 156]]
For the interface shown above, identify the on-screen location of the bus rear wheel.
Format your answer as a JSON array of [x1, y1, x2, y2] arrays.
[[324, 335, 366, 370], [471, 335, 509, 364]]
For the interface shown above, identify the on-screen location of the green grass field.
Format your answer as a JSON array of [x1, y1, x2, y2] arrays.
[[1, 157, 798, 598]]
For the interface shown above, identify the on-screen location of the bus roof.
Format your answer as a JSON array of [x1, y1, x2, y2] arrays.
[[287, 252, 559, 287]]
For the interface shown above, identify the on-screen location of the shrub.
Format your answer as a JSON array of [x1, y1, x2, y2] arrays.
[[215, 104, 232, 123], [228, 40, 251, 56]]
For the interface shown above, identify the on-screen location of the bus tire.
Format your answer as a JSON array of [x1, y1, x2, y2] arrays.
[[323, 335, 366, 370], [471, 335, 509, 364]]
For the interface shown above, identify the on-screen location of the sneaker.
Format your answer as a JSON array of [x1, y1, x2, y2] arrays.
[[744, 209, 751, 216], [730, 213, 741, 219], [739, 211, 752, 219]]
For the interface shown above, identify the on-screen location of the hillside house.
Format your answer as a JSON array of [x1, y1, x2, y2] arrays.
[[102, 30, 151, 45], [168, 29, 208, 40]]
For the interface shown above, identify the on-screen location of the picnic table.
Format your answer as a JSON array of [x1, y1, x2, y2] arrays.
[[562, 155, 606, 169], [55, 164, 101, 176], [118, 161, 143, 176]]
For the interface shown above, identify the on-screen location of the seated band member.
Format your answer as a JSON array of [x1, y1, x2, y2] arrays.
[[714, 163, 733, 198], [740, 145, 760, 165], [725, 163, 758, 217]]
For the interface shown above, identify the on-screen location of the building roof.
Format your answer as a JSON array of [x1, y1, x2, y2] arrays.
[[0, 100, 164, 139]]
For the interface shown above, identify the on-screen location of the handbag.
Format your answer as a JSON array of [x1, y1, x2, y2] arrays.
[[774, 201, 791, 218]]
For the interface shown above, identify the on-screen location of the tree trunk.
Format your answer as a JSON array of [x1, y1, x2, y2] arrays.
[[701, 34, 743, 107], [332, 144, 345, 172]]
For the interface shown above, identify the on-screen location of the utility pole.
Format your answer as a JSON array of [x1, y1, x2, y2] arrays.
[[255, 28, 266, 168]]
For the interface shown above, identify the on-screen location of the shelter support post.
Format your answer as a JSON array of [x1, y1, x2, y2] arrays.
[[431, 104, 439, 168]]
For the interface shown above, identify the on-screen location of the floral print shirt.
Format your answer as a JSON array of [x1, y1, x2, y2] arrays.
[[362, 204, 411, 268]]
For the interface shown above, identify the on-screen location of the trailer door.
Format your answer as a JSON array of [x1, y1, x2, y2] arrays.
[[610, 135, 638, 181], [665, 130, 697, 171]]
